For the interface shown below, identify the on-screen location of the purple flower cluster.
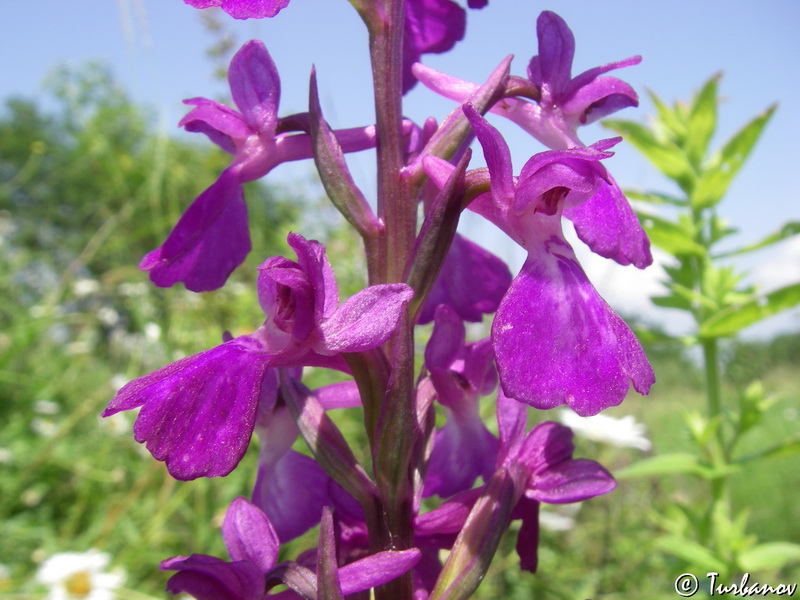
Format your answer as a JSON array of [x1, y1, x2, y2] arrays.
[[108, 3, 655, 597]]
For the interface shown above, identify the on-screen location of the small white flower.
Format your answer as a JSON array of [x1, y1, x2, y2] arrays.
[[36, 549, 124, 600], [143, 322, 161, 343], [34, 400, 61, 416], [539, 503, 581, 532], [72, 279, 101, 298], [558, 409, 652, 451], [31, 418, 58, 438]]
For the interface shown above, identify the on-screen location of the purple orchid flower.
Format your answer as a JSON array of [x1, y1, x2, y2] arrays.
[[496, 392, 616, 572], [103, 233, 412, 480], [414, 10, 640, 150], [413, 11, 652, 269], [163, 498, 422, 599], [422, 305, 498, 498], [458, 105, 654, 416], [252, 375, 362, 543], [417, 233, 512, 325], [141, 40, 377, 291]]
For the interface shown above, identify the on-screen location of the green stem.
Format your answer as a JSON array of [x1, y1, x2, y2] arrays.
[[368, 0, 415, 285]]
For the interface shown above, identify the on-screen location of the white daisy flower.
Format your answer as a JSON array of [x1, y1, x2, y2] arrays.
[[558, 409, 652, 451], [36, 549, 124, 600]]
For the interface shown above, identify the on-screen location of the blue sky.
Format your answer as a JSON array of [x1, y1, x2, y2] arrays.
[[3, 1, 799, 336]]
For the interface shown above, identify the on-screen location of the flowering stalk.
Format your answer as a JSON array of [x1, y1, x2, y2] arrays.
[[106, 2, 657, 598]]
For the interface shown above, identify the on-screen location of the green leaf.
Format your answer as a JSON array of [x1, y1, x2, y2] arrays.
[[603, 119, 694, 187], [714, 221, 800, 258], [686, 74, 720, 168], [735, 437, 800, 465], [616, 454, 707, 479], [639, 213, 706, 256], [700, 282, 800, 338], [692, 104, 777, 208], [656, 536, 727, 572], [739, 542, 800, 572], [625, 189, 688, 206], [647, 89, 687, 143]]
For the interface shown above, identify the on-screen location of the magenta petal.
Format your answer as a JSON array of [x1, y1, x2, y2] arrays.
[[464, 105, 515, 204], [228, 40, 280, 130], [222, 497, 279, 573], [529, 457, 616, 504], [418, 234, 512, 324], [140, 168, 251, 292], [316, 284, 413, 354], [403, 0, 466, 93], [564, 177, 653, 268], [515, 496, 541, 573], [180, 98, 250, 154], [286, 233, 339, 320], [184, 0, 291, 20], [252, 450, 330, 542], [561, 77, 639, 125], [338, 549, 422, 595], [423, 416, 498, 498], [534, 11, 575, 94], [162, 554, 265, 600], [103, 338, 270, 479], [493, 239, 654, 416]]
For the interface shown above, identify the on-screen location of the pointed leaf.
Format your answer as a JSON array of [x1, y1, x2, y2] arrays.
[[739, 542, 800, 572], [686, 74, 720, 168], [616, 453, 707, 479], [700, 282, 800, 338], [627, 189, 687, 206], [714, 221, 800, 258], [639, 213, 706, 256], [692, 104, 777, 208], [647, 89, 686, 142], [656, 536, 727, 573], [603, 119, 693, 186]]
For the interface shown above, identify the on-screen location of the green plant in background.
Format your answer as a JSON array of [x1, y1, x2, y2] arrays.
[[606, 75, 800, 583]]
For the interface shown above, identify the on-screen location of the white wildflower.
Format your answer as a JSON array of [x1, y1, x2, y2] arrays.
[[539, 503, 581, 532], [36, 549, 124, 600], [34, 400, 61, 416], [558, 409, 652, 451], [31, 418, 58, 438], [72, 279, 101, 298]]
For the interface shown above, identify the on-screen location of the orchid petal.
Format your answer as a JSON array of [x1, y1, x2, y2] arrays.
[[418, 234, 511, 324], [252, 450, 331, 543], [338, 549, 422, 595], [528, 457, 616, 504], [222, 497, 279, 573], [140, 168, 250, 292], [534, 11, 575, 94], [316, 284, 413, 354], [464, 105, 515, 204], [162, 554, 265, 600], [180, 98, 250, 153], [493, 238, 654, 416], [564, 176, 653, 268], [184, 0, 290, 19], [228, 40, 280, 131], [103, 336, 270, 479]]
